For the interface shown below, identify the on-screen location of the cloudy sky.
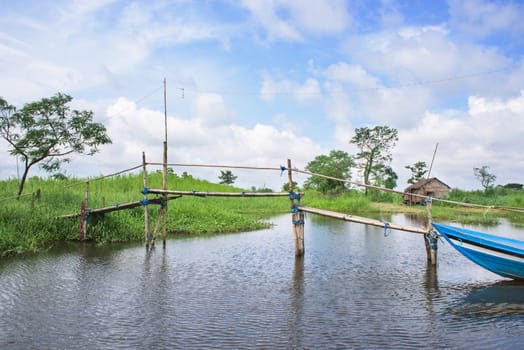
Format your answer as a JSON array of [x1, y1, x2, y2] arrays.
[[1, 0, 524, 191]]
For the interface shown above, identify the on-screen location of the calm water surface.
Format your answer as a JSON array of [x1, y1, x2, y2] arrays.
[[1, 215, 524, 349]]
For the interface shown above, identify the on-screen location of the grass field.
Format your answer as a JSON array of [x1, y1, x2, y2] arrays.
[[1, 170, 523, 257]]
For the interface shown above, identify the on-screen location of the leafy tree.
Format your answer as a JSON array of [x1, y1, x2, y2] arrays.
[[405, 161, 428, 185], [0, 93, 112, 198], [350, 125, 398, 194], [503, 183, 523, 190], [304, 150, 354, 194], [473, 165, 496, 191], [380, 165, 398, 189], [282, 181, 299, 192], [218, 170, 237, 185]]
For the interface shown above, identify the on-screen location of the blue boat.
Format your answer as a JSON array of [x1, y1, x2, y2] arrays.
[[433, 223, 524, 280]]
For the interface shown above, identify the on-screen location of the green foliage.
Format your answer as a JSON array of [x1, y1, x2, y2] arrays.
[[405, 161, 428, 185], [282, 181, 299, 192], [0, 93, 111, 197], [473, 165, 496, 191], [502, 183, 523, 190], [304, 150, 354, 194], [218, 170, 237, 185], [301, 190, 372, 212], [350, 125, 398, 193]]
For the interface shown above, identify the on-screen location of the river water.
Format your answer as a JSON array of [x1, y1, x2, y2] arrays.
[[1, 214, 524, 349]]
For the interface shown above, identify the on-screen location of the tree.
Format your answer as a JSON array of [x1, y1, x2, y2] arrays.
[[380, 165, 398, 189], [282, 181, 299, 192], [473, 165, 496, 191], [304, 150, 354, 194], [218, 170, 237, 185], [0, 93, 112, 198], [405, 161, 428, 185], [350, 125, 398, 194]]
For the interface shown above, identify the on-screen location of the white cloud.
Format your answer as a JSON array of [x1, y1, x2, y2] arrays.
[[394, 90, 524, 189], [448, 0, 524, 38], [193, 93, 236, 126], [260, 75, 322, 103], [241, 0, 351, 42], [75, 98, 324, 190], [323, 62, 378, 88]]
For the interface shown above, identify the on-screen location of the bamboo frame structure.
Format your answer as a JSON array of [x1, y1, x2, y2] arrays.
[[56, 149, 524, 268]]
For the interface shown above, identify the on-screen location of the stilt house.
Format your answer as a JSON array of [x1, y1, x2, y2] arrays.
[[403, 177, 450, 205]]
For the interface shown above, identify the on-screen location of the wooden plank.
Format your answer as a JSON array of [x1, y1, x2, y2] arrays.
[[298, 206, 428, 235]]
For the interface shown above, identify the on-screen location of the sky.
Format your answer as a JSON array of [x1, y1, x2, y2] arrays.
[[1, 0, 524, 192]]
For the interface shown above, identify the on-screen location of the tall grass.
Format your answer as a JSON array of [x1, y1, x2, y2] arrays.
[[0, 171, 289, 257], [2, 171, 524, 257]]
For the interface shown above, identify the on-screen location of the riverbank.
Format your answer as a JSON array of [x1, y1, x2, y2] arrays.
[[1, 173, 523, 257]]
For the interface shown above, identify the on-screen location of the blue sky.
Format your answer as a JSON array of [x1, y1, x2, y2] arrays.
[[1, 0, 524, 191]]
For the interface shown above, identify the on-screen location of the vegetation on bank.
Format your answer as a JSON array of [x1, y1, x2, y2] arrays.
[[1, 171, 524, 257]]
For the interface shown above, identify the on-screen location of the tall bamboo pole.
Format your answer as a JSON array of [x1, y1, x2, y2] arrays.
[[288, 159, 305, 257], [162, 78, 168, 247], [142, 152, 151, 247]]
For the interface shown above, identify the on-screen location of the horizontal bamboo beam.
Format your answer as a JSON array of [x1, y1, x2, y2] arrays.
[[58, 195, 181, 219], [298, 206, 428, 235], [147, 162, 282, 172], [146, 189, 293, 197]]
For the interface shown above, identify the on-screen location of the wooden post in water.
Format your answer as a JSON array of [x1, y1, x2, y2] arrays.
[[79, 181, 89, 241], [142, 152, 151, 247], [287, 159, 305, 257], [424, 197, 437, 265], [162, 142, 168, 247], [161, 78, 168, 247]]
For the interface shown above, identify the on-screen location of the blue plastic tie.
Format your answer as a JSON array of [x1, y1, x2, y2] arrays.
[[292, 219, 305, 225], [280, 165, 286, 176], [383, 222, 391, 237], [140, 199, 149, 206], [141, 187, 149, 195], [289, 192, 301, 201]]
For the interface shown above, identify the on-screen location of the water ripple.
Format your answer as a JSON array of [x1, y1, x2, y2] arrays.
[[1, 215, 523, 349]]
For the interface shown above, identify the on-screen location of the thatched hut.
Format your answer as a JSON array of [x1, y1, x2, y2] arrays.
[[403, 177, 450, 205]]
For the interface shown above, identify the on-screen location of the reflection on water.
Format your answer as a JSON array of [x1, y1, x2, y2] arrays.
[[452, 281, 524, 316], [1, 214, 524, 349]]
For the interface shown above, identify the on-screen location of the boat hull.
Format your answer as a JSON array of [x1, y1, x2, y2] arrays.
[[433, 223, 524, 280]]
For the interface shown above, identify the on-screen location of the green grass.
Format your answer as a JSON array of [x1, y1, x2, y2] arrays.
[[2, 172, 524, 257], [0, 172, 289, 257]]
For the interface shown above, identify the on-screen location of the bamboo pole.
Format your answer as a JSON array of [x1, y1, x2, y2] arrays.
[[143, 152, 151, 247], [162, 141, 168, 247], [58, 195, 181, 219], [80, 181, 90, 241], [162, 78, 168, 248], [299, 206, 428, 234], [425, 197, 437, 265], [146, 189, 292, 197], [288, 159, 305, 257]]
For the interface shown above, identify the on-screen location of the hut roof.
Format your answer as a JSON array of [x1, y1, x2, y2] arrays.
[[404, 177, 450, 192]]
